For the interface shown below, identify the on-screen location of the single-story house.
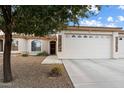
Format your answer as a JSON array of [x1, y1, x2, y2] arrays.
[[0, 26, 124, 59]]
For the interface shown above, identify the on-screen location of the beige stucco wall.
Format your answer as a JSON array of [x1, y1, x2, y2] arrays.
[[0, 37, 49, 55]]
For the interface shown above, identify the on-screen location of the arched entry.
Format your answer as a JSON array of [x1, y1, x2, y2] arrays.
[[0, 39, 3, 52], [50, 41, 56, 55]]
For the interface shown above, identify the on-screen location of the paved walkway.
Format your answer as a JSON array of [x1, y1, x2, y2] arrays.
[[63, 59, 124, 88], [42, 56, 62, 64]]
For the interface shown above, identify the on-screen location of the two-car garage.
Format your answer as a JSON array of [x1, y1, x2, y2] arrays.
[[57, 26, 124, 59], [59, 33, 112, 59]]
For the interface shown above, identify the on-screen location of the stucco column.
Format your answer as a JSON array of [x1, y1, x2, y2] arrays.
[[18, 38, 28, 54], [56, 33, 63, 59], [112, 32, 119, 59]]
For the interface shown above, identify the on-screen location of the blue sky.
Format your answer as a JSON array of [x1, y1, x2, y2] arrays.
[[69, 5, 124, 29]]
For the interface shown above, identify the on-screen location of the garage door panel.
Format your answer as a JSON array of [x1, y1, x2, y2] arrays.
[[63, 34, 112, 59]]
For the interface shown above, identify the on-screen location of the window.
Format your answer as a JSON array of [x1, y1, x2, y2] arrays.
[[84, 35, 87, 38], [72, 35, 76, 38], [31, 40, 41, 51], [115, 37, 118, 52], [119, 37, 123, 40], [12, 39, 18, 51], [58, 35, 62, 52]]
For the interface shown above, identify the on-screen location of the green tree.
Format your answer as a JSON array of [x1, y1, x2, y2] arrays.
[[0, 5, 101, 82]]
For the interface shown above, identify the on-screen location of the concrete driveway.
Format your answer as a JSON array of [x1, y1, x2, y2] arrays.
[[63, 59, 124, 88]]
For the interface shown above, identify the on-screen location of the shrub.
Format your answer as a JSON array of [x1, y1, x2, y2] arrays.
[[36, 51, 49, 56], [50, 67, 62, 77], [22, 54, 28, 57]]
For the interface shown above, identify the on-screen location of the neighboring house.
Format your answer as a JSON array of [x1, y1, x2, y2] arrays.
[[1, 26, 124, 59]]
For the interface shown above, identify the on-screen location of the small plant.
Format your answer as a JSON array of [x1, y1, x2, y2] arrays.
[[22, 54, 28, 57], [50, 67, 62, 77], [36, 51, 49, 56]]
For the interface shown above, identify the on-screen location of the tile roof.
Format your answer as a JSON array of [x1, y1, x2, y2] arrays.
[[64, 26, 124, 32]]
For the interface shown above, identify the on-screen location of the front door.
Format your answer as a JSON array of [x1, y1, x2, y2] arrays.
[[50, 41, 56, 55]]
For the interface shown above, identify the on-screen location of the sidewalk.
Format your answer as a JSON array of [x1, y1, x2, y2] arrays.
[[42, 55, 62, 64]]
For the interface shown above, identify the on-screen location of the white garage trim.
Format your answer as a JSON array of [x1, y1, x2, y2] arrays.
[[57, 29, 122, 59]]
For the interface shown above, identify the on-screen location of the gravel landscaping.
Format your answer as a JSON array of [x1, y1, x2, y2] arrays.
[[0, 56, 73, 88]]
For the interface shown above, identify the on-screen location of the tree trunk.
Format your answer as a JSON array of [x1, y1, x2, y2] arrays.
[[1, 5, 13, 82], [3, 33, 13, 82]]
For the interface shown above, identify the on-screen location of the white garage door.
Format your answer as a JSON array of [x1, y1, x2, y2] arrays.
[[63, 34, 112, 59], [119, 37, 124, 58]]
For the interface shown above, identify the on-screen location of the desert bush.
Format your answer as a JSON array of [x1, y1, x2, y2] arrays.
[[36, 51, 49, 56], [50, 66, 62, 77], [22, 54, 28, 57]]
